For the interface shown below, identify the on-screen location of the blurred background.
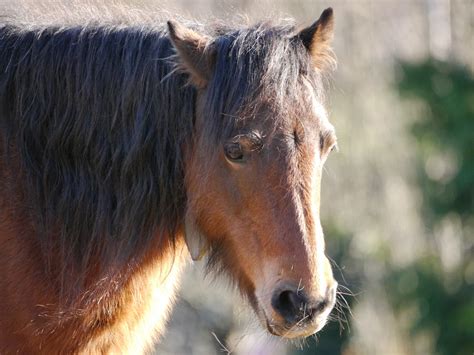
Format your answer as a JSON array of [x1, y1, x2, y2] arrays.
[[11, 0, 470, 353], [148, 1, 473, 354]]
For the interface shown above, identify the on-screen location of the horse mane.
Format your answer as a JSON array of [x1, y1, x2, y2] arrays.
[[0, 10, 196, 292], [0, 1, 328, 296]]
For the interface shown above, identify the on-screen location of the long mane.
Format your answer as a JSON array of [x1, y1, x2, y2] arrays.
[[0, 2, 325, 295], [0, 10, 197, 289]]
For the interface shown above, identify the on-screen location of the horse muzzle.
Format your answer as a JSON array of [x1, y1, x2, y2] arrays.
[[261, 281, 337, 338]]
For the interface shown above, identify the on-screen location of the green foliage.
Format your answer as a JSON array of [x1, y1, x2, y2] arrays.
[[399, 60, 474, 222], [386, 257, 474, 355], [386, 60, 474, 355]]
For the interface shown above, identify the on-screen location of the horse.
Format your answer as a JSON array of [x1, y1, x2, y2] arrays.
[[0, 3, 339, 354]]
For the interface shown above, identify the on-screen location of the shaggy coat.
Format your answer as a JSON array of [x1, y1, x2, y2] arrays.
[[0, 3, 337, 353]]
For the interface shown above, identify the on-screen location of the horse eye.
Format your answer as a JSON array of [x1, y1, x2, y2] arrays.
[[224, 142, 244, 162]]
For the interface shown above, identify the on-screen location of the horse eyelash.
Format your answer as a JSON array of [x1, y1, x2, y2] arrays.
[[320, 132, 338, 154], [293, 129, 303, 146]]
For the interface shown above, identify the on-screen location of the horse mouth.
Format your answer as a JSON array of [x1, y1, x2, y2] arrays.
[[257, 305, 329, 339], [264, 317, 326, 339], [252, 277, 338, 338], [256, 292, 336, 339]]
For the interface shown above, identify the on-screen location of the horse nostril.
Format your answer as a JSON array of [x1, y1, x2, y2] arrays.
[[272, 288, 307, 324], [271, 286, 333, 326]]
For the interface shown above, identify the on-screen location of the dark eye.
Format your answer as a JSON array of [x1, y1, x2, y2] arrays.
[[224, 142, 244, 162]]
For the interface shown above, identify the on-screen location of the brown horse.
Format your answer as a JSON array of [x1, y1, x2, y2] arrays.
[[0, 4, 338, 354]]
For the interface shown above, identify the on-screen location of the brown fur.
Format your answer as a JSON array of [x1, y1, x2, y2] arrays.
[[0, 150, 186, 354], [0, 3, 339, 352]]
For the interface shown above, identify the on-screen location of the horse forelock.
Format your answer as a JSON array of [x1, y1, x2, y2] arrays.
[[202, 22, 328, 144]]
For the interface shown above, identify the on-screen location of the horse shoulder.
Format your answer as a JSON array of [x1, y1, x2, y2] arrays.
[[0, 173, 187, 354], [93, 242, 187, 354]]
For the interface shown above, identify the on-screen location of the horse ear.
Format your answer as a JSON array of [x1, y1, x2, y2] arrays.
[[184, 210, 208, 261], [297, 8, 336, 71], [167, 20, 214, 88]]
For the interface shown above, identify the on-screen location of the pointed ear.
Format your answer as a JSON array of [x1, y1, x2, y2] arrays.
[[297, 8, 336, 71], [167, 20, 214, 88], [184, 209, 208, 261]]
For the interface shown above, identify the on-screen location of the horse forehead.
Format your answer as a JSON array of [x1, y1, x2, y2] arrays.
[[278, 91, 328, 134], [234, 77, 327, 139], [300, 76, 328, 120], [285, 79, 327, 124]]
